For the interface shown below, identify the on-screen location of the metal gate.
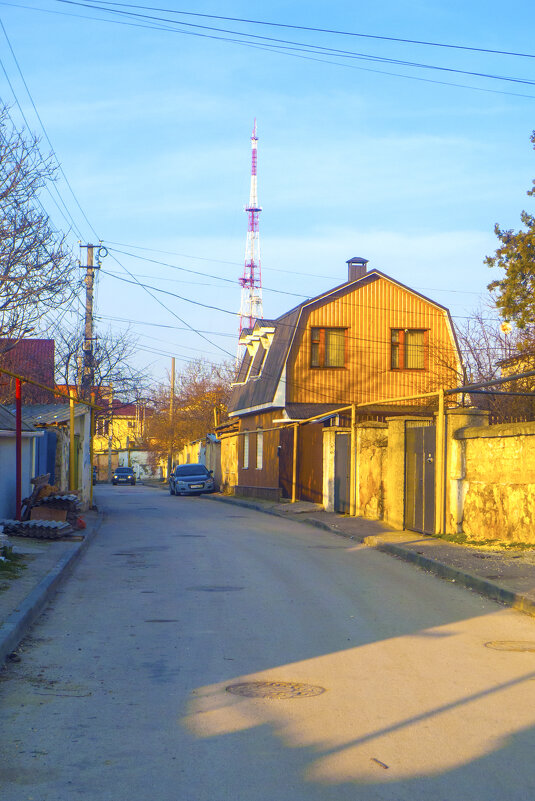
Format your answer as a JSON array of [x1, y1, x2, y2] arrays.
[[334, 432, 350, 514], [404, 421, 435, 534]]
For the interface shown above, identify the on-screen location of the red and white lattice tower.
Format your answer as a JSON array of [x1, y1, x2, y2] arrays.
[[238, 120, 263, 342]]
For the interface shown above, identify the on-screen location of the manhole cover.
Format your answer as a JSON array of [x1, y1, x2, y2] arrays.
[[187, 586, 244, 592], [485, 641, 535, 652], [144, 619, 180, 623], [226, 681, 326, 699]]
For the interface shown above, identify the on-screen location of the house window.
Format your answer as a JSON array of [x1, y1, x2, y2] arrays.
[[311, 327, 346, 368], [391, 329, 426, 370], [243, 432, 249, 469], [256, 430, 263, 469]]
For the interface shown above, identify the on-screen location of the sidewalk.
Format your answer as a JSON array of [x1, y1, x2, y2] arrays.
[[204, 493, 535, 618], [0, 509, 103, 667]]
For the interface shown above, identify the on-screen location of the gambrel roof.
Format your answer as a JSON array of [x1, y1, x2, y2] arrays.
[[229, 268, 460, 417]]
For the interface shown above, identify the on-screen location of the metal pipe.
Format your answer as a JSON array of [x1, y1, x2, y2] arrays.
[[69, 389, 76, 492], [90, 391, 95, 507], [445, 369, 535, 395], [0, 366, 102, 409], [15, 378, 22, 520], [435, 389, 445, 535], [350, 403, 356, 516], [291, 423, 298, 503]]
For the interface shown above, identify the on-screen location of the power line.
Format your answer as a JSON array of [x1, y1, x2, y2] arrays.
[[8, 0, 531, 99], [106, 247, 306, 298], [0, 66, 84, 238], [87, 1, 535, 60], [54, 1, 535, 88], [0, 17, 100, 241], [106, 253, 236, 361], [105, 241, 487, 296]]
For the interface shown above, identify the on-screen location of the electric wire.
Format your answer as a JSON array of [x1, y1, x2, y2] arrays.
[[55, 0, 535, 88], [107, 248, 306, 298], [7, 1, 534, 99], [0, 17, 100, 240], [86, 1, 535, 60], [0, 68, 84, 239]]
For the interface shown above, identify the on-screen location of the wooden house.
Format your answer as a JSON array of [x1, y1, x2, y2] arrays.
[[228, 257, 462, 502]]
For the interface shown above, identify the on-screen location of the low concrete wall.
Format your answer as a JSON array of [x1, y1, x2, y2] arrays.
[[220, 432, 238, 495], [454, 420, 535, 543]]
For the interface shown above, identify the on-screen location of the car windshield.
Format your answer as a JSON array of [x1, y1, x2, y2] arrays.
[[115, 468, 133, 473], [174, 465, 208, 477]]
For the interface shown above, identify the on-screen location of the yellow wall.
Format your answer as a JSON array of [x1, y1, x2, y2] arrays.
[[288, 277, 460, 406]]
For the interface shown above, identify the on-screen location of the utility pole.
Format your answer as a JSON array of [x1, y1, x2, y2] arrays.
[[80, 244, 106, 399], [167, 357, 175, 479]]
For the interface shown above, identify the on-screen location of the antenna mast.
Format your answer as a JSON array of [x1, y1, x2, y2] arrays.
[[238, 120, 263, 343]]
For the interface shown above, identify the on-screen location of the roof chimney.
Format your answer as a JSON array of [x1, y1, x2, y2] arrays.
[[347, 257, 368, 282]]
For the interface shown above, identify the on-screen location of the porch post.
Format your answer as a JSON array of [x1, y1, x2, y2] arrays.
[[15, 378, 22, 520], [291, 423, 299, 503], [69, 390, 76, 492]]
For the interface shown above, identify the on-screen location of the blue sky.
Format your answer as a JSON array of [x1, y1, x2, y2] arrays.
[[1, 1, 534, 381]]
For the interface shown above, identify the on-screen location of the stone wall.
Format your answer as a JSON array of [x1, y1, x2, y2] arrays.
[[355, 423, 388, 519], [454, 421, 535, 543]]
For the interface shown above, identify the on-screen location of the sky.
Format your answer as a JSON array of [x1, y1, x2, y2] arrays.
[[0, 0, 534, 385]]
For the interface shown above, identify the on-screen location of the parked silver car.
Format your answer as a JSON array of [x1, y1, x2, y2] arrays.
[[169, 464, 215, 496]]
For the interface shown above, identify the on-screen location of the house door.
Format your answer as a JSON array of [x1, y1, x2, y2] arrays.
[[278, 426, 294, 499], [404, 422, 435, 535], [334, 432, 350, 514]]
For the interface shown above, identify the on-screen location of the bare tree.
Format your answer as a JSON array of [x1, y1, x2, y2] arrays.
[[145, 358, 234, 468], [455, 302, 535, 421], [54, 323, 149, 403], [0, 106, 76, 344]]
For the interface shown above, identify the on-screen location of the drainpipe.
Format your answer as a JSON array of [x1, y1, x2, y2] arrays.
[[291, 423, 299, 503], [69, 389, 76, 492], [15, 378, 22, 520]]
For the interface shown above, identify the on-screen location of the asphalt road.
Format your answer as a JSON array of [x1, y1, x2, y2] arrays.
[[1, 484, 535, 800]]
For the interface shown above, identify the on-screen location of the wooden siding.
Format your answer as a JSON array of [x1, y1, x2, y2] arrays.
[[297, 423, 323, 503], [287, 277, 459, 406], [238, 411, 280, 490]]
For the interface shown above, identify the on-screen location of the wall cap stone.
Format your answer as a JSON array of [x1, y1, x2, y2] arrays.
[[455, 421, 535, 440]]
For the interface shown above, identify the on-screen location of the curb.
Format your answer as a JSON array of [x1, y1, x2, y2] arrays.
[[0, 511, 104, 667], [205, 494, 535, 618], [362, 536, 535, 617]]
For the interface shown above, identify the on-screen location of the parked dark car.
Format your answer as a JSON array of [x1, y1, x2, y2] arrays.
[[112, 467, 136, 485], [169, 464, 215, 496]]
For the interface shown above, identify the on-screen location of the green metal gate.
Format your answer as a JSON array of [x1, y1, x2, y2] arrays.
[[334, 432, 350, 514]]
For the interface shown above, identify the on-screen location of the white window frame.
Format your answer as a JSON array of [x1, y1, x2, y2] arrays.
[[256, 430, 263, 470], [243, 432, 249, 469]]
